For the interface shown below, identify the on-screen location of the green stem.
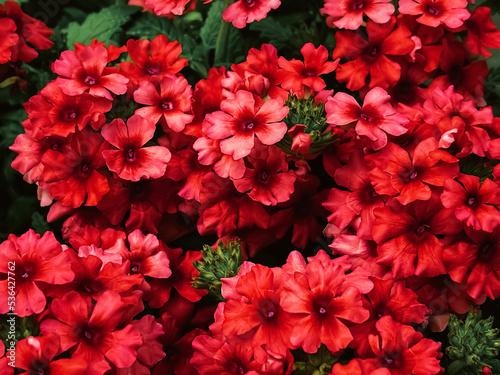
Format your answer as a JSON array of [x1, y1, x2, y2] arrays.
[[214, 0, 232, 66]]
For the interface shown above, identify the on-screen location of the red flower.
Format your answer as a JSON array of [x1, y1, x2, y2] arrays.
[[0, 17, 18, 63], [144, 0, 191, 16], [119, 35, 188, 86], [326, 87, 408, 150], [0, 1, 53, 62], [0, 230, 74, 317], [134, 74, 194, 132], [441, 174, 500, 232], [232, 144, 296, 206], [42, 129, 111, 207], [277, 43, 338, 95], [53, 43, 129, 100], [40, 290, 143, 375], [333, 17, 415, 90], [399, 0, 470, 28], [203, 90, 288, 159], [222, 0, 281, 28], [372, 193, 461, 278], [322, 0, 394, 30], [464, 6, 500, 58], [361, 316, 442, 374], [15, 334, 87, 375], [368, 138, 459, 205], [101, 115, 171, 181], [444, 227, 500, 299], [222, 264, 295, 354], [26, 82, 112, 138], [280, 252, 370, 353]]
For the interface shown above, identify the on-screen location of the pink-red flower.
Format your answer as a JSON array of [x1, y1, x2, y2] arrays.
[[0, 17, 18, 63], [326, 87, 408, 150], [399, 0, 470, 29], [277, 43, 338, 95], [53, 43, 129, 100], [134, 74, 194, 132], [0, 230, 74, 317], [322, 0, 395, 30], [222, 0, 281, 28], [441, 174, 500, 232], [203, 90, 288, 159], [101, 115, 171, 181]]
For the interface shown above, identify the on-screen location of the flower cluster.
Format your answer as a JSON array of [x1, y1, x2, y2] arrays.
[[191, 251, 442, 374], [4, 0, 500, 373], [0, 1, 53, 64], [0, 227, 207, 374]]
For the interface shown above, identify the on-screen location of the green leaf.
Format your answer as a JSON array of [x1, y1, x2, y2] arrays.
[[200, 0, 225, 50], [249, 17, 293, 49], [0, 108, 26, 149], [31, 212, 50, 235], [66, 4, 138, 49]]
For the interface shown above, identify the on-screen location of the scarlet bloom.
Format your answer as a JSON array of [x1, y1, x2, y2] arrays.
[[222, 264, 295, 354], [356, 316, 442, 374], [399, 0, 470, 29], [52, 43, 129, 100], [40, 290, 143, 375], [222, 0, 281, 28], [42, 129, 111, 208], [0, 230, 74, 317], [101, 115, 171, 181], [326, 87, 408, 150], [0, 17, 18, 63], [232, 145, 296, 206], [372, 194, 461, 278], [333, 17, 415, 90], [143, 0, 191, 16], [15, 334, 87, 375], [134, 74, 194, 132], [119, 35, 188, 86], [441, 174, 500, 232], [0, 1, 53, 62], [277, 43, 338, 94], [321, 0, 394, 30], [444, 226, 500, 299], [26, 82, 112, 138], [280, 251, 371, 353], [464, 6, 500, 58], [203, 90, 289, 159], [368, 138, 459, 205]]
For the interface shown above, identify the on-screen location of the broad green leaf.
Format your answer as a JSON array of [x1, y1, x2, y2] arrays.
[[66, 4, 138, 49], [200, 0, 225, 50], [249, 17, 293, 49], [32, 212, 50, 235], [0, 108, 26, 149]]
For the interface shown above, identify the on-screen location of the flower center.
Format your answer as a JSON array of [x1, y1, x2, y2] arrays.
[[244, 0, 256, 7], [360, 112, 373, 122], [84, 76, 97, 85], [477, 241, 496, 263], [369, 46, 378, 57], [352, 0, 365, 10], [319, 307, 327, 314], [161, 101, 173, 111], [145, 64, 160, 75], [21, 272, 29, 279], [84, 330, 93, 340], [427, 5, 440, 16], [260, 170, 269, 183], [409, 171, 418, 180], [241, 121, 255, 130], [126, 149, 136, 162], [51, 143, 59, 151], [81, 164, 89, 174], [267, 311, 275, 318], [65, 111, 77, 120], [384, 357, 394, 366], [302, 67, 317, 77], [467, 196, 476, 207], [415, 225, 426, 236], [131, 263, 140, 274]]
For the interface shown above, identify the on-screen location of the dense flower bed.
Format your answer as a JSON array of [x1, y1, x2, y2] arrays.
[[1, 0, 500, 373]]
